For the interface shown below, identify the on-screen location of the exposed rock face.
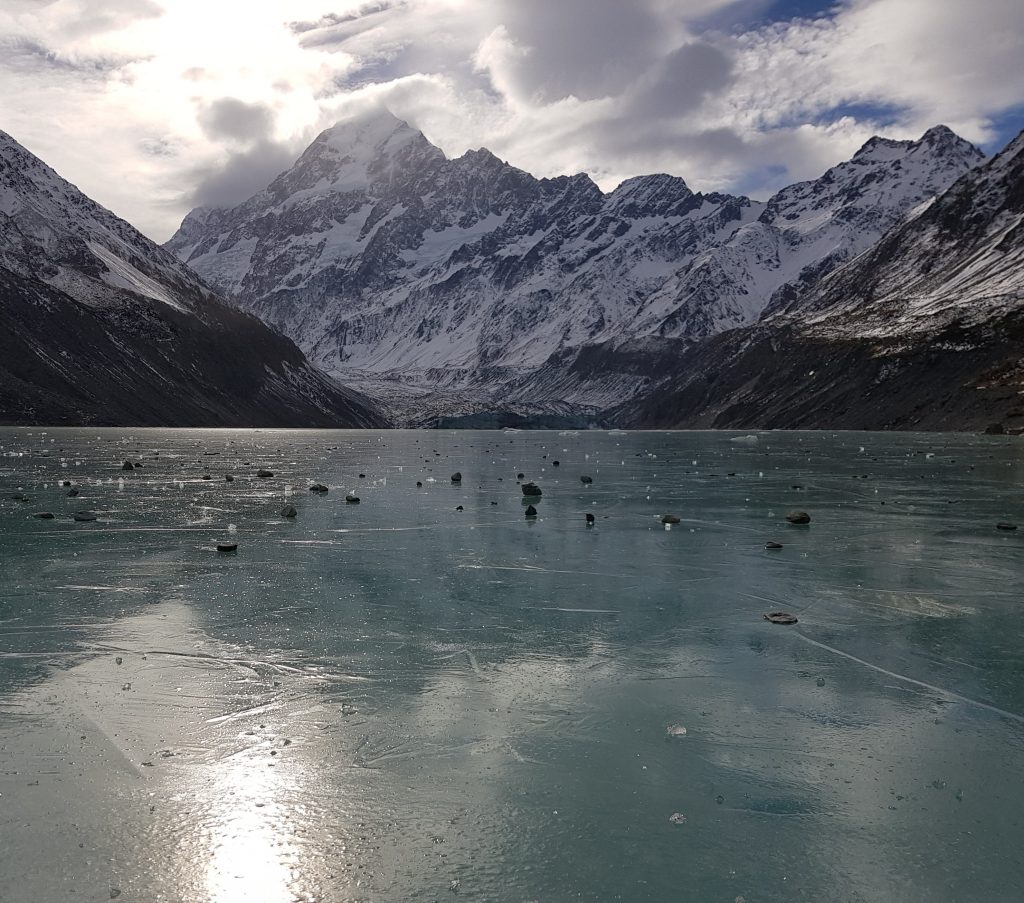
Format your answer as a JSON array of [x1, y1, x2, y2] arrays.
[[166, 112, 982, 421], [0, 129, 385, 427], [622, 130, 1024, 432]]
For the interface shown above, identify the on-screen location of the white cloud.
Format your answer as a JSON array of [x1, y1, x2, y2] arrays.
[[1, 0, 1021, 241]]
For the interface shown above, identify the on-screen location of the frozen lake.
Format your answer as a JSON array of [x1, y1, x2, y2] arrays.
[[1, 427, 1023, 902]]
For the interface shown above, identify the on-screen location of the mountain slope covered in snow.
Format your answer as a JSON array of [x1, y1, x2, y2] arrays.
[[0, 129, 384, 427], [623, 128, 1024, 432], [166, 112, 983, 420]]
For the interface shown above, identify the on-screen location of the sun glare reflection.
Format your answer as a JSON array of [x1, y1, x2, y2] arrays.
[[203, 749, 303, 902]]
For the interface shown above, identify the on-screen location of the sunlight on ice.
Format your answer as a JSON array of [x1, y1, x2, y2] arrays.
[[203, 765, 298, 902]]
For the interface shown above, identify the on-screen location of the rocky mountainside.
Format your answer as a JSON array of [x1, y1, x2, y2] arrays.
[[623, 128, 1024, 432], [166, 112, 982, 421], [0, 130, 383, 427]]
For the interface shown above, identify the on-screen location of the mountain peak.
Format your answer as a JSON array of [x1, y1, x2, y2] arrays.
[[270, 109, 444, 200], [317, 108, 416, 151], [606, 173, 694, 216], [851, 124, 983, 166]]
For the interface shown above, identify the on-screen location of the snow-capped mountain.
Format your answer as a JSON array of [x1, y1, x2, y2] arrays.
[[166, 112, 983, 421], [777, 128, 1024, 337], [167, 111, 755, 383], [631, 125, 985, 336], [622, 128, 1024, 432], [0, 129, 383, 426]]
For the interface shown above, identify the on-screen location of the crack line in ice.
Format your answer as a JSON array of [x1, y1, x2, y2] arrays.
[[792, 632, 1024, 724]]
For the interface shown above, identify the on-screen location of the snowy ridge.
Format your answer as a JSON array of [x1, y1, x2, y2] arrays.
[[0, 128, 384, 427], [622, 127, 1024, 433], [0, 130, 214, 313], [779, 128, 1024, 338], [166, 113, 984, 415]]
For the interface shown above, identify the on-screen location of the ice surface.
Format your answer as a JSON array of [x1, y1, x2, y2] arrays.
[[1, 428, 1023, 902]]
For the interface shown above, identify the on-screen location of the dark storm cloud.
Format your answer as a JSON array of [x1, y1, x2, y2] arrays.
[[187, 140, 296, 209], [198, 98, 276, 145]]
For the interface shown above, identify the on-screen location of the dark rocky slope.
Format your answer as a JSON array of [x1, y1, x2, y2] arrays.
[[0, 265, 382, 427], [0, 129, 384, 427], [617, 316, 1024, 432]]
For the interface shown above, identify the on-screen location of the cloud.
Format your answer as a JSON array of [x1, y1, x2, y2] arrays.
[[187, 140, 297, 208], [0, 34, 136, 75], [198, 98, 276, 144], [0, 0, 1021, 242]]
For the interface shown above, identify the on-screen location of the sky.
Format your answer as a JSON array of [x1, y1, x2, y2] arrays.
[[1, 0, 1022, 242]]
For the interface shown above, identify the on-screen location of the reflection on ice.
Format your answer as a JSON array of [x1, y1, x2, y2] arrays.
[[1, 427, 1024, 902], [202, 749, 301, 903]]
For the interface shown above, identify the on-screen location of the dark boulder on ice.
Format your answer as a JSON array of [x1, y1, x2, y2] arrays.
[[216, 542, 238, 553], [553, 460, 560, 467], [525, 505, 538, 517], [10, 494, 29, 502], [580, 475, 593, 484], [73, 511, 97, 522], [786, 510, 811, 524], [309, 483, 329, 493], [281, 505, 297, 518], [61, 480, 71, 487], [67, 487, 80, 497], [451, 472, 462, 482], [764, 541, 784, 550], [257, 469, 274, 478], [517, 473, 525, 480], [345, 494, 360, 504], [996, 522, 1018, 531], [225, 474, 234, 482], [586, 513, 595, 525], [456, 505, 464, 511], [121, 461, 134, 471], [416, 481, 423, 487], [521, 482, 543, 497], [661, 514, 681, 524], [34, 512, 55, 519], [764, 611, 798, 625]]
